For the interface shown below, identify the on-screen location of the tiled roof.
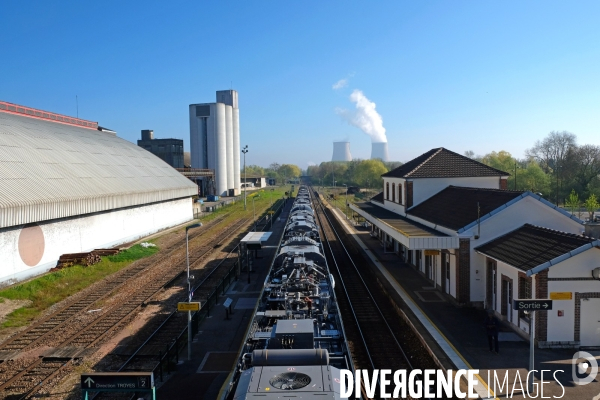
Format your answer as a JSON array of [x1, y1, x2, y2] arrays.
[[407, 186, 523, 231], [371, 191, 384, 203], [474, 224, 595, 272], [382, 148, 509, 178]]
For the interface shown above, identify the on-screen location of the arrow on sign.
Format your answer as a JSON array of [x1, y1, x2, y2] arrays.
[[543, 303, 549, 308], [84, 377, 95, 388]]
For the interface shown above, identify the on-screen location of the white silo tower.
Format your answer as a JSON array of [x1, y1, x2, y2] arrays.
[[232, 108, 240, 194], [225, 105, 234, 192], [215, 103, 228, 196], [190, 90, 241, 197], [332, 141, 352, 161], [371, 142, 389, 162]]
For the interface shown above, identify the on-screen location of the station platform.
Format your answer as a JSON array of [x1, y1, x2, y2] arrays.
[[330, 206, 600, 400], [155, 201, 292, 399]]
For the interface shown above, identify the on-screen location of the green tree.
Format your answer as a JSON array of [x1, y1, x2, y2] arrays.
[[584, 194, 599, 222], [519, 161, 551, 195], [354, 159, 388, 188], [564, 189, 580, 216]]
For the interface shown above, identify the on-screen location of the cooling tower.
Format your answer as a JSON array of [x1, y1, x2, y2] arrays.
[[371, 142, 389, 162], [332, 141, 352, 162]]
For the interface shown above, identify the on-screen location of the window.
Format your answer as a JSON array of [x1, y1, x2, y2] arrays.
[[398, 184, 403, 205], [386, 182, 389, 200], [518, 276, 532, 320], [392, 183, 396, 202]]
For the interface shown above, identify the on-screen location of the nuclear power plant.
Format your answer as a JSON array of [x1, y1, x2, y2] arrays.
[[332, 141, 352, 161], [189, 90, 241, 196], [371, 142, 389, 162]]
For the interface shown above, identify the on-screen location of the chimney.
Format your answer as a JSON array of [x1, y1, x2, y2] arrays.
[[584, 222, 600, 239], [332, 141, 352, 161], [371, 142, 389, 162]]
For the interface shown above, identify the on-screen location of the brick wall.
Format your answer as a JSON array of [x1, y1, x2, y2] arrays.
[[500, 178, 507, 190], [456, 238, 471, 304], [405, 181, 413, 208], [535, 270, 548, 342]]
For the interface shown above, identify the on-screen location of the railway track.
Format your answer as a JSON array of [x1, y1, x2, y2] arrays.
[[0, 217, 249, 400], [312, 188, 441, 399], [89, 243, 243, 400]]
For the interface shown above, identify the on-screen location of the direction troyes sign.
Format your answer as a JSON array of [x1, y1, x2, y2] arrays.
[[513, 299, 553, 311], [81, 372, 154, 391]]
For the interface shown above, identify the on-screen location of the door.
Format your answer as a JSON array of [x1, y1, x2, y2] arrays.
[[441, 253, 451, 294], [425, 255, 432, 280], [492, 266, 497, 311], [501, 279, 513, 321], [580, 298, 600, 347]]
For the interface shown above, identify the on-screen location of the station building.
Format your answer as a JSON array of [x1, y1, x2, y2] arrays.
[[350, 147, 600, 347], [0, 101, 198, 287]]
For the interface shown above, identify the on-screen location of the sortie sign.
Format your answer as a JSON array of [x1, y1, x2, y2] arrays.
[[512, 299, 553, 311]]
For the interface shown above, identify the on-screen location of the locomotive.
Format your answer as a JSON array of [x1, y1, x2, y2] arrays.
[[225, 186, 353, 399]]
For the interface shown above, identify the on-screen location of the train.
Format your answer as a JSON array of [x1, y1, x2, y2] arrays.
[[225, 186, 353, 399]]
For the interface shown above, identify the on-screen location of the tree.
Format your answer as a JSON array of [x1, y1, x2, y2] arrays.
[[526, 131, 577, 204], [565, 190, 580, 217], [584, 194, 599, 222], [354, 159, 388, 188], [518, 161, 551, 195], [564, 144, 600, 196]]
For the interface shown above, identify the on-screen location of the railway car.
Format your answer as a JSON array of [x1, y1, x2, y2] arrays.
[[225, 186, 353, 399]]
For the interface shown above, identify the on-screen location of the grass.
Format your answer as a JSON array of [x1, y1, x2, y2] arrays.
[[0, 244, 158, 329], [198, 187, 291, 225]]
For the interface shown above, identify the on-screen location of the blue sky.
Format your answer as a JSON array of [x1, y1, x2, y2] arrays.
[[1, 1, 599, 168]]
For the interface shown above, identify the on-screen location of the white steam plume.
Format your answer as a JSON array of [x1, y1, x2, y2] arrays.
[[336, 89, 387, 143]]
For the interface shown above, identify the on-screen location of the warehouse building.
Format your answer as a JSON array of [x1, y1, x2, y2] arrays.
[[0, 101, 198, 286]]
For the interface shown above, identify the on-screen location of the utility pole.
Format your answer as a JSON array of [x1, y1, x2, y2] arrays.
[[242, 145, 248, 210]]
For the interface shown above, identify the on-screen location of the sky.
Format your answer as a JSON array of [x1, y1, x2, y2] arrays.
[[1, 1, 599, 169]]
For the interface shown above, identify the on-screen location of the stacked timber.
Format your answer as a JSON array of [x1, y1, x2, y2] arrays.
[[54, 249, 120, 269]]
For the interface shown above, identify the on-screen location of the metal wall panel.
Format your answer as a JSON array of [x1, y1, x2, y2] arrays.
[[0, 112, 197, 229]]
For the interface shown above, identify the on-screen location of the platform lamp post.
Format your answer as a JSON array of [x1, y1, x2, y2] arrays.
[[343, 184, 348, 219], [242, 145, 248, 210], [185, 222, 202, 361]]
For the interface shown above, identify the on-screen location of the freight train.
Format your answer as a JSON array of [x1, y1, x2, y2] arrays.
[[225, 186, 353, 399]]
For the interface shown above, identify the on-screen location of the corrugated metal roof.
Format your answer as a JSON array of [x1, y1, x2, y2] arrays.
[[0, 111, 197, 228]]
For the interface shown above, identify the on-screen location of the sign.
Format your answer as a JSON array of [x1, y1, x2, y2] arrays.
[[81, 372, 154, 391], [513, 299, 553, 311], [223, 298, 233, 308], [177, 302, 201, 312], [424, 250, 440, 256], [549, 292, 572, 300]]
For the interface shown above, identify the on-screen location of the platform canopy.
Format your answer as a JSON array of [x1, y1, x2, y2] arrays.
[[241, 232, 272, 249], [351, 202, 459, 250]]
